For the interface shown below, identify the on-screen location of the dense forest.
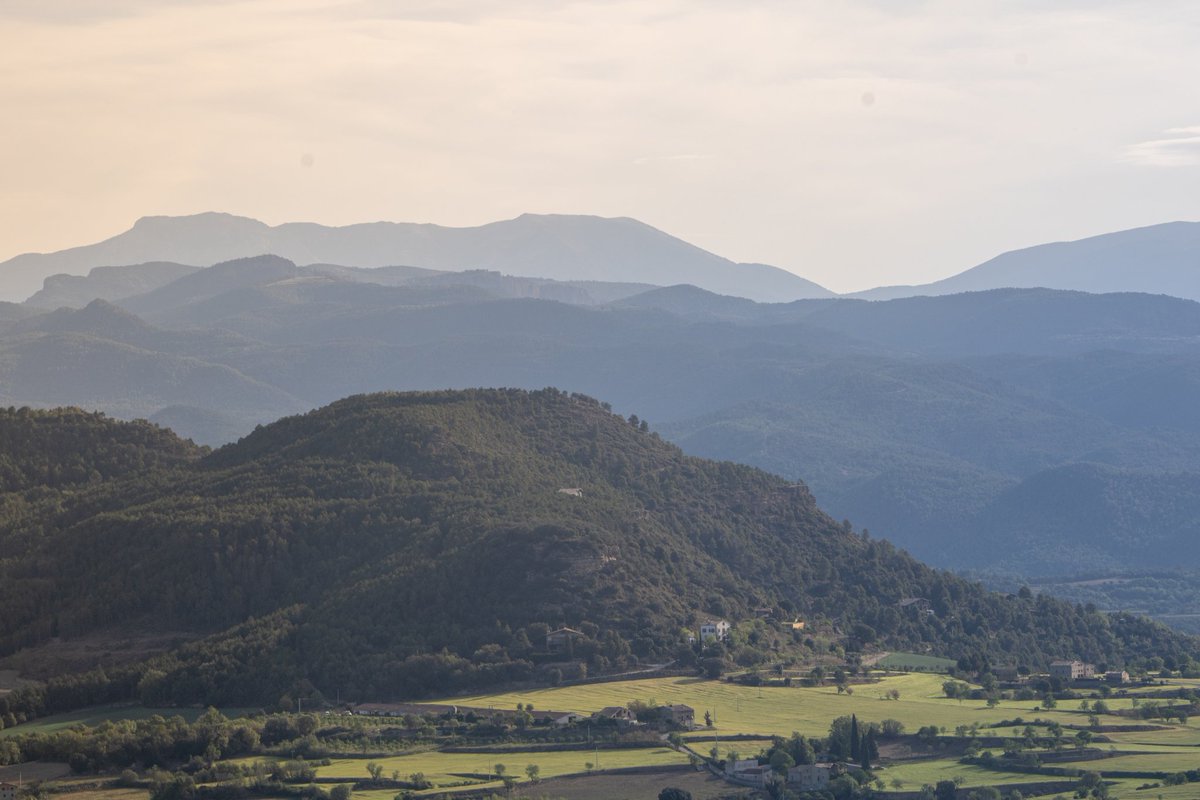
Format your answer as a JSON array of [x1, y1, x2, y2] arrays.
[[0, 390, 1196, 713]]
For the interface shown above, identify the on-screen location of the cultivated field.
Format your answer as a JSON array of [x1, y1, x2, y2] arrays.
[[0, 705, 253, 739], [446, 673, 1095, 738]]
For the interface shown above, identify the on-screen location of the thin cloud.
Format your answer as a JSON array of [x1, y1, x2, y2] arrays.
[[1124, 127, 1200, 167]]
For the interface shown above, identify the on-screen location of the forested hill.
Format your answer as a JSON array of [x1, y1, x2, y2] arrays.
[[0, 390, 1195, 708], [0, 407, 202, 492]]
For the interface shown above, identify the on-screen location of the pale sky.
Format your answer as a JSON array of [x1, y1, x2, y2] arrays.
[[2, 0, 1199, 292]]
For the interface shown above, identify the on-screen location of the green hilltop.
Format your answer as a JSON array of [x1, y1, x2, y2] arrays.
[[0, 389, 1195, 711]]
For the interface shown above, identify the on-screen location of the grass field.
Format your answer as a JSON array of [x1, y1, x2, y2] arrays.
[[445, 673, 1094, 738], [874, 758, 1057, 788], [1063, 751, 1200, 773], [256, 746, 693, 795], [876, 653, 957, 673], [510, 768, 728, 800], [0, 705, 254, 739]]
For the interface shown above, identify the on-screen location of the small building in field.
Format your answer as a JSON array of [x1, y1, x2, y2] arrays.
[[593, 706, 636, 723], [1106, 670, 1130, 684], [726, 761, 770, 787], [726, 759, 759, 776], [546, 627, 585, 653], [787, 764, 832, 790], [1050, 660, 1095, 682], [0, 784, 18, 800], [665, 704, 695, 728], [700, 619, 730, 642], [541, 711, 585, 726]]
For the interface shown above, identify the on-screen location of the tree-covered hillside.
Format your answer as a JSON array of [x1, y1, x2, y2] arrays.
[[0, 390, 1195, 710], [0, 406, 201, 492]]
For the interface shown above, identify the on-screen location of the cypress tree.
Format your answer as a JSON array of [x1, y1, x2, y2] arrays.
[[849, 715, 859, 760]]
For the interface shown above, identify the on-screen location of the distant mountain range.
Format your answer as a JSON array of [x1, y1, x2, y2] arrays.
[[4, 253, 1200, 580], [0, 212, 832, 304], [4, 214, 1200, 306], [853, 221, 1200, 301]]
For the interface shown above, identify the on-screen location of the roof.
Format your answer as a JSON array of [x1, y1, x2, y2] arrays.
[[547, 626, 584, 636], [1050, 660, 1079, 666]]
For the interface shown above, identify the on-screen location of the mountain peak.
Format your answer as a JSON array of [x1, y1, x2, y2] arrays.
[[2, 213, 831, 304]]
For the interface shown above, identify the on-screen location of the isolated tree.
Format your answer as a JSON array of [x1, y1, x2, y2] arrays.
[[524, 764, 539, 783], [494, 763, 506, 778]]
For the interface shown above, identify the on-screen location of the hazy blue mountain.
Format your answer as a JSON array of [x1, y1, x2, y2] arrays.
[[0, 212, 832, 303], [957, 464, 1200, 574], [6, 269, 1200, 577], [25, 262, 200, 309], [854, 221, 1200, 300], [148, 405, 255, 446]]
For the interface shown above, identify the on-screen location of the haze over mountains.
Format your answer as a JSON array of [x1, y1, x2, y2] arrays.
[[5, 213, 1200, 305], [0, 212, 832, 304], [853, 221, 1200, 301], [4, 213, 1200, 594]]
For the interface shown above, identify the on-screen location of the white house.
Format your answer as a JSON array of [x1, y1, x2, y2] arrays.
[[700, 619, 730, 642]]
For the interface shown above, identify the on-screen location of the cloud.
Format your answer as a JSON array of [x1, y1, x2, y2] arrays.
[[1124, 127, 1200, 167]]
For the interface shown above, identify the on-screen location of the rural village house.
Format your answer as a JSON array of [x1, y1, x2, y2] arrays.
[[700, 619, 730, 642], [1050, 660, 1095, 681], [546, 627, 585, 653]]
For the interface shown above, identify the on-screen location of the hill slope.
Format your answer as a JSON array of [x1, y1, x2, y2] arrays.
[[855, 221, 1200, 300], [0, 390, 1194, 706], [0, 212, 831, 303]]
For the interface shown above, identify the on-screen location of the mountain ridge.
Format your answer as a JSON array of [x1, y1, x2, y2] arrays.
[[853, 221, 1200, 301], [1, 389, 1193, 705], [0, 212, 832, 304]]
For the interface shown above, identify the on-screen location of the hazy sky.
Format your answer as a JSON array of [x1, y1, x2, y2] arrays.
[[2, 0, 1199, 292]]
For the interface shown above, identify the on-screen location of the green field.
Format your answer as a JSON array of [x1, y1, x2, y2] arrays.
[[16, 673, 1200, 798], [1064, 751, 1200, 773], [0, 705, 254, 738], [238, 747, 692, 796], [445, 673, 1094, 737], [876, 652, 957, 673], [874, 758, 1056, 789]]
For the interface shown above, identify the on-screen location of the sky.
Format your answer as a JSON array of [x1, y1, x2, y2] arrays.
[[2, 0, 1199, 293]]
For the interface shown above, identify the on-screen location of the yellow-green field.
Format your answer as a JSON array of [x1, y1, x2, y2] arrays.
[[872, 759, 1054, 789], [0, 705, 253, 738], [446, 673, 1097, 737], [1065, 751, 1200, 773], [314, 747, 688, 782], [13, 673, 1200, 799]]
